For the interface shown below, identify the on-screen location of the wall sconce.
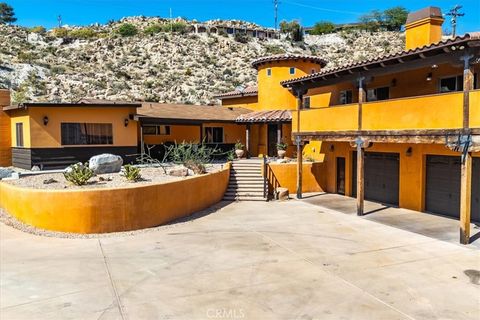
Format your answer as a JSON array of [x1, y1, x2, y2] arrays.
[[426, 72, 433, 81], [330, 144, 335, 152], [43, 116, 49, 126], [391, 78, 397, 87], [406, 147, 413, 157], [124, 118, 129, 127]]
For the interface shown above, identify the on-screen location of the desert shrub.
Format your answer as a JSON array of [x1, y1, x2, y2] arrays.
[[30, 26, 46, 34], [234, 32, 250, 43], [264, 44, 286, 55], [309, 21, 336, 35], [144, 24, 163, 35], [64, 163, 94, 186], [117, 23, 138, 37], [52, 27, 68, 38], [164, 142, 220, 174], [17, 51, 37, 63], [68, 27, 98, 39], [162, 22, 187, 33], [121, 164, 142, 182]]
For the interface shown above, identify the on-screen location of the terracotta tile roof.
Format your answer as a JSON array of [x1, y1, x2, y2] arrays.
[[282, 32, 480, 87], [235, 110, 292, 123], [251, 54, 327, 69], [214, 86, 258, 99], [135, 102, 252, 123], [4, 99, 141, 110]]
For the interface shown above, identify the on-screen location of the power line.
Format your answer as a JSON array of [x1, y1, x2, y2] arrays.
[[282, 0, 362, 16], [446, 5, 465, 37]]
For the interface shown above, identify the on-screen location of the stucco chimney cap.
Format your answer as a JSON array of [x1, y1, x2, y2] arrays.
[[406, 6, 443, 25]]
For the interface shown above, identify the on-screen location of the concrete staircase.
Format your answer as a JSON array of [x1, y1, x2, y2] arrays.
[[224, 159, 267, 201]]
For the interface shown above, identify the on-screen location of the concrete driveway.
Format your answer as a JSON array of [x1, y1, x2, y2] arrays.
[[1, 200, 479, 320]]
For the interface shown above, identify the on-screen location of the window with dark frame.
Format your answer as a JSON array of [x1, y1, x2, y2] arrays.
[[267, 68, 272, 77], [142, 125, 171, 135], [367, 87, 390, 101], [303, 96, 311, 109], [289, 67, 295, 75], [204, 127, 224, 143], [339, 90, 353, 104], [440, 75, 463, 92], [15, 123, 24, 147], [61, 123, 113, 145]]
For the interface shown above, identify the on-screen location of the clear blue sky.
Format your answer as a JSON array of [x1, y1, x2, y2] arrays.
[[7, 0, 480, 34]]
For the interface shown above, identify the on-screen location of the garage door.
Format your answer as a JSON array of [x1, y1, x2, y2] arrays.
[[352, 152, 400, 206], [426, 156, 479, 222]]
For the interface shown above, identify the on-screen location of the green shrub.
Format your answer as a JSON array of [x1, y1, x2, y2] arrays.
[[144, 24, 163, 35], [68, 28, 98, 39], [64, 163, 94, 186], [264, 44, 286, 55], [276, 142, 287, 150], [52, 27, 68, 38], [164, 142, 220, 174], [309, 21, 336, 35], [30, 26, 46, 34], [117, 23, 138, 37], [121, 165, 142, 182], [162, 22, 187, 33], [234, 32, 250, 43], [235, 141, 244, 150]]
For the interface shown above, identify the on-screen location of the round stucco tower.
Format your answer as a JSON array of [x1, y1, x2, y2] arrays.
[[252, 55, 327, 111]]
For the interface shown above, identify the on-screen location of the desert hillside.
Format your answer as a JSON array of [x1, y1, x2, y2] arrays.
[[0, 17, 404, 104]]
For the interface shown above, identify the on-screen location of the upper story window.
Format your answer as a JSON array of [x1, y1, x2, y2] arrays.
[[440, 75, 463, 92], [204, 127, 224, 143], [367, 86, 389, 102], [61, 123, 113, 145], [143, 125, 170, 135], [339, 90, 353, 104], [266, 68, 272, 77], [303, 96, 311, 109], [289, 67, 295, 75], [15, 123, 24, 147]]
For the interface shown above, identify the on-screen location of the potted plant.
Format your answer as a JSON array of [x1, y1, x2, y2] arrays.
[[235, 141, 245, 159], [276, 142, 288, 159]]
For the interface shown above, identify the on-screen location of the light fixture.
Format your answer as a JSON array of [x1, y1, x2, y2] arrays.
[[330, 144, 335, 152], [426, 72, 433, 81], [43, 116, 49, 126], [391, 78, 397, 87], [406, 147, 413, 157], [431, 64, 438, 69], [124, 118, 129, 127]]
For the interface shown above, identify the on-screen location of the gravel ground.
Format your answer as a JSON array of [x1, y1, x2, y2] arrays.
[[0, 200, 228, 239], [4, 164, 225, 190]]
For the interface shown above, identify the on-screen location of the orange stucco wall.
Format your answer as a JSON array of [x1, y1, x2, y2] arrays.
[[0, 90, 11, 166], [0, 164, 230, 233], [221, 96, 258, 110], [267, 162, 326, 194], [405, 17, 443, 50], [9, 106, 139, 148]]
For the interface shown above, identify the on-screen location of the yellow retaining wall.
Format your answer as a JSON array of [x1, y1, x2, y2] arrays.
[[267, 162, 326, 194], [0, 164, 230, 234]]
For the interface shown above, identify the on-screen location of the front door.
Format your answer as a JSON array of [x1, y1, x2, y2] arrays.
[[336, 157, 346, 195], [267, 124, 279, 157]]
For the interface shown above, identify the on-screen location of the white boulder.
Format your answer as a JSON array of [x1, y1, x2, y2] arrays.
[[0, 168, 14, 179], [88, 154, 123, 174]]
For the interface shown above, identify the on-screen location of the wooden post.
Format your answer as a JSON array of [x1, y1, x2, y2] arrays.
[[460, 152, 472, 244], [296, 91, 304, 199], [246, 124, 250, 158], [461, 53, 474, 129], [140, 125, 145, 163], [277, 123, 282, 144], [199, 124, 203, 143], [356, 139, 365, 216], [357, 76, 366, 131]]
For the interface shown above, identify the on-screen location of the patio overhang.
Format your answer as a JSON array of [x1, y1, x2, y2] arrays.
[[235, 110, 292, 123]]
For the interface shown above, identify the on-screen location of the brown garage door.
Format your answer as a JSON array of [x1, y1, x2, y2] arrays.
[[425, 156, 479, 222], [352, 152, 400, 206]]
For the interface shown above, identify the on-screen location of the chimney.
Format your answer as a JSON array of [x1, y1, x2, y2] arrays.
[[0, 89, 12, 167], [405, 7, 444, 50]]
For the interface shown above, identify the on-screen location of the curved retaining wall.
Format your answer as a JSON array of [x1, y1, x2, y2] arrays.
[[0, 164, 230, 234]]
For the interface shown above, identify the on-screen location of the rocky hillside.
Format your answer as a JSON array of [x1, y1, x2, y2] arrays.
[[0, 17, 404, 105]]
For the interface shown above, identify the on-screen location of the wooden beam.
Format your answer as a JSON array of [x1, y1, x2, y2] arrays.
[[296, 94, 303, 199], [356, 143, 365, 216], [460, 152, 472, 244], [462, 53, 474, 129], [358, 77, 366, 131]]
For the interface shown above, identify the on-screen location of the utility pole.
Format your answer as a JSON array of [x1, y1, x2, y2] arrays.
[[446, 5, 465, 37], [170, 8, 173, 34], [57, 15, 62, 28], [273, 0, 279, 31]]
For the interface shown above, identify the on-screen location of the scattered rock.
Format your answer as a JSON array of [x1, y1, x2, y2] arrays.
[[31, 166, 41, 171], [43, 178, 58, 184], [277, 187, 289, 201], [98, 176, 112, 182], [0, 168, 14, 179], [168, 167, 188, 177], [276, 159, 288, 164], [88, 154, 123, 174]]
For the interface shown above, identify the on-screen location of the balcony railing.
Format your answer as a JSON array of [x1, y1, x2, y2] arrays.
[[294, 90, 480, 133]]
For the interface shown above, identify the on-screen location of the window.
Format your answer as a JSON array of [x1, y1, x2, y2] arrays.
[[440, 75, 463, 92], [303, 96, 311, 109], [204, 127, 224, 143], [61, 123, 113, 145], [339, 90, 353, 104], [15, 123, 23, 147], [289, 67, 295, 75], [367, 87, 389, 101], [143, 125, 170, 135], [266, 68, 272, 77]]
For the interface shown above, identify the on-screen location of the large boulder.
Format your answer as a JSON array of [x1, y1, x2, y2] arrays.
[[88, 154, 123, 174], [0, 168, 14, 179]]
